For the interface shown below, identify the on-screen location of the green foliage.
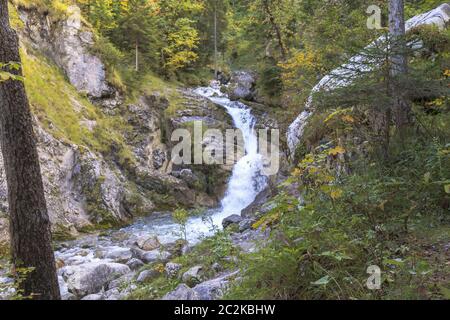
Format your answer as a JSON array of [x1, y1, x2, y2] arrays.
[[227, 143, 449, 299], [74, 0, 213, 77], [0, 263, 35, 300], [227, 99, 450, 299], [0, 61, 24, 82], [172, 208, 189, 242]]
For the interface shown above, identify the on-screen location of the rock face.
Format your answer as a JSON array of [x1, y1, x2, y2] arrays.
[[19, 5, 113, 99], [166, 89, 234, 205], [287, 3, 450, 156], [228, 71, 257, 101], [0, 122, 151, 243], [0, 4, 237, 245]]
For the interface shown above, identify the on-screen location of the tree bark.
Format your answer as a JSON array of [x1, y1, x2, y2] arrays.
[[0, 0, 60, 300], [214, 0, 218, 79], [262, 0, 287, 60], [135, 39, 139, 72], [389, 0, 412, 130]]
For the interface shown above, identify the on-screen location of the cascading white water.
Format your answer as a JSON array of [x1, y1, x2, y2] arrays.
[[194, 82, 268, 227], [44, 84, 271, 284]]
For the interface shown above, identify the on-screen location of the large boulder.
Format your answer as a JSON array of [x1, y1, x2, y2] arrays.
[[136, 236, 161, 251], [104, 248, 133, 263], [136, 269, 159, 283], [131, 247, 172, 264], [60, 262, 131, 297], [192, 271, 239, 300], [108, 273, 135, 290], [222, 215, 243, 229], [228, 71, 257, 101], [162, 284, 199, 300], [126, 258, 145, 271], [163, 271, 239, 300]]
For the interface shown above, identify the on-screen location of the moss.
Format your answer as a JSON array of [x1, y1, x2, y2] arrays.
[[12, 0, 71, 19], [22, 47, 98, 146], [52, 224, 76, 242], [83, 176, 117, 228], [0, 243, 9, 260]]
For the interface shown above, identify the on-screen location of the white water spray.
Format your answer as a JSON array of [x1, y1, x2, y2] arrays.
[[194, 82, 268, 227]]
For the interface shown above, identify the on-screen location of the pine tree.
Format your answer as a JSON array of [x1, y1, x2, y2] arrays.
[[389, 0, 412, 131]]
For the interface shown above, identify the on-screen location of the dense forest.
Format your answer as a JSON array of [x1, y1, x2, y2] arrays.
[[0, 0, 449, 301]]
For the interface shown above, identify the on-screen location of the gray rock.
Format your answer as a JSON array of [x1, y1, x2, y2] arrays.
[[126, 258, 144, 271], [152, 149, 166, 170], [241, 186, 276, 218], [105, 248, 132, 263], [82, 293, 104, 300], [162, 284, 199, 300], [165, 263, 182, 278], [179, 169, 199, 187], [211, 263, 222, 273], [141, 250, 172, 264], [181, 244, 193, 256], [108, 273, 135, 290], [136, 236, 161, 251], [104, 288, 122, 300], [228, 71, 256, 101], [231, 228, 271, 253], [182, 266, 204, 287], [192, 271, 239, 300], [61, 262, 131, 297], [58, 276, 76, 301], [136, 269, 159, 283], [238, 219, 254, 232], [222, 215, 243, 229], [163, 239, 189, 257]]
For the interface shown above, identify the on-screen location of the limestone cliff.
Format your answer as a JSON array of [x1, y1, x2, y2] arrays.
[[0, 4, 233, 246]]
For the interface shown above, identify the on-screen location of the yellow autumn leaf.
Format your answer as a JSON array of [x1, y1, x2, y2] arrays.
[[341, 115, 355, 123], [308, 167, 319, 174], [445, 185, 450, 194], [378, 200, 389, 211], [328, 146, 346, 156], [444, 69, 450, 77], [330, 189, 343, 200]]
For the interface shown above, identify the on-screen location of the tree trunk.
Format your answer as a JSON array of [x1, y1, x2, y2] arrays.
[[262, 0, 286, 60], [389, 0, 412, 130], [214, 0, 218, 79], [0, 0, 60, 300], [135, 39, 139, 72]]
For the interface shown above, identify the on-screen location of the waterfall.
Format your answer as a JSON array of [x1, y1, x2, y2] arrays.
[[194, 82, 268, 227]]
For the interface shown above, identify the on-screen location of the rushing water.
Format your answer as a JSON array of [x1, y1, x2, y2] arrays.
[[65, 82, 268, 251], [0, 82, 269, 299], [194, 83, 268, 226]]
